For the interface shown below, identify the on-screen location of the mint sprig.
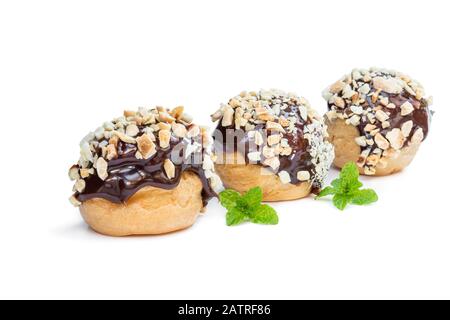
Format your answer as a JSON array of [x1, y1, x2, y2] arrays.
[[315, 162, 378, 210], [219, 187, 279, 226]]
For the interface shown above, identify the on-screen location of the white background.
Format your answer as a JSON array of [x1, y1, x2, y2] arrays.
[[1, 0, 449, 300]]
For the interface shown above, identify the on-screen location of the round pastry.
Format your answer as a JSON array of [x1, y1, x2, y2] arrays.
[[68, 106, 223, 236], [211, 89, 334, 201], [322, 68, 433, 176]]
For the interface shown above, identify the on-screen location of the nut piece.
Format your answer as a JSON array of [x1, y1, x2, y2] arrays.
[[247, 152, 261, 162], [386, 129, 405, 150], [172, 123, 187, 138], [187, 125, 200, 138], [68, 166, 80, 181], [266, 121, 286, 133], [124, 110, 136, 117], [170, 106, 184, 119], [375, 110, 389, 122], [80, 168, 94, 178], [159, 130, 171, 149], [263, 157, 280, 170], [222, 106, 234, 127], [69, 195, 81, 207], [126, 124, 140, 137], [401, 120, 413, 137], [106, 144, 118, 160], [163, 159, 176, 179], [355, 136, 367, 147], [364, 124, 377, 132], [400, 101, 414, 116], [112, 130, 136, 144], [297, 170, 310, 181], [96, 157, 108, 181], [262, 146, 276, 159], [374, 133, 390, 150], [267, 134, 281, 146], [74, 179, 86, 193], [254, 131, 264, 146], [372, 77, 403, 94], [330, 81, 346, 93], [278, 171, 291, 184], [136, 134, 156, 159], [411, 128, 424, 144]]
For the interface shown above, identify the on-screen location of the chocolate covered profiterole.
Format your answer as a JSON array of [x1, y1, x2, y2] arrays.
[[69, 106, 223, 236], [323, 68, 433, 176], [211, 89, 334, 201]]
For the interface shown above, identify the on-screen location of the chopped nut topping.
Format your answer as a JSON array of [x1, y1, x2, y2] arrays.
[[263, 157, 280, 170], [254, 131, 264, 146], [267, 134, 281, 146], [400, 101, 414, 116], [355, 136, 367, 147], [170, 106, 184, 119], [386, 129, 405, 150], [126, 124, 140, 137], [266, 121, 286, 133], [163, 159, 175, 179], [323, 68, 432, 175], [278, 171, 291, 184], [80, 168, 94, 178], [112, 130, 136, 144], [222, 106, 234, 127], [136, 134, 156, 159], [210, 89, 333, 189], [74, 179, 86, 193], [172, 123, 187, 138], [297, 170, 310, 181], [158, 130, 171, 149], [69, 195, 81, 207], [187, 125, 200, 138], [262, 146, 276, 159], [375, 110, 389, 122], [158, 122, 171, 131], [374, 133, 390, 150], [372, 77, 403, 94], [68, 166, 80, 181], [106, 144, 118, 160], [364, 124, 377, 132], [124, 110, 136, 117], [158, 111, 176, 123], [401, 120, 413, 138], [96, 157, 108, 181], [411, 128, 424, 144]]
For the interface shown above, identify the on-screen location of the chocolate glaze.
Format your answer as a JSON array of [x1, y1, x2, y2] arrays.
[[76, 128, 216, 206], [332, 89, 431, 143], [376, 91, 430, 140], [213, 102, 318, 191]]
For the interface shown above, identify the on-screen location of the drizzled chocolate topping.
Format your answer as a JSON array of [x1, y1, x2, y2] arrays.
[[69, 107, 223, 207], [77, 137, 215, 205], [214, 105, 315, 187], [211, 90, 334, 189]]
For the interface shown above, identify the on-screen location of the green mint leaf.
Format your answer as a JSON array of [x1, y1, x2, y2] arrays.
[[340, 162, 360, 182], [219, 189, 241, 210], [331, 178, 342, 190], [351, 189, 378, 206], [241, 186, 263, 208], [315, 186, 336, 199], [226, 208, 247, 226], [220, 187, 278, 226], [250, 204, 279, 225], [339, 162, 362, 191], [333, 194, 351, 211], [317, 162, 378, 211]]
